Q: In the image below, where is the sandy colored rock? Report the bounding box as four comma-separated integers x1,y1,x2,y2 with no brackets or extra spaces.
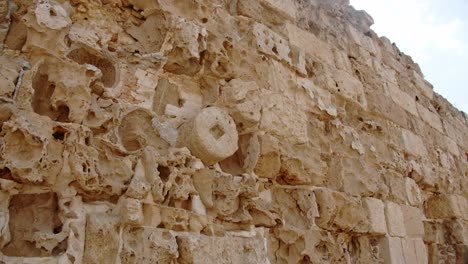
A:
385,201,406,237
425,194,467,220
363,197,387,235
178,107,238,165
401,205,425,238
176,231,267,264
0,0,466,263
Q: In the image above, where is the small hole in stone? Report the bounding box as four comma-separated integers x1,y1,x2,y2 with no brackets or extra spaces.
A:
415,96,419,101
210,124,225,140
53,226,62,234
55,105,70,122
49,9,57,17
52,127,66,141
272,46,278,55
158,166,170,183
201,18,208,23
0,168,13,181
178,99,185,107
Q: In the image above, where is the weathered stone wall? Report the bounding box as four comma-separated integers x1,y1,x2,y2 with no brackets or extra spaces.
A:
0,0,466,263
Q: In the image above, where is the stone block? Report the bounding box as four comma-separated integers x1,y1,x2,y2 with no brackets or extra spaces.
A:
237,0,296,27
401,205,425,237
273,227,349,263
401,238,428,264
385,201,406,237
278,155,324,185
178,107,238,165
1,193,65,257
285,23,335,65
176,232,267,264
330,69,367,108
422,219,467,245
272,186,319,229
401,238,418,264
252,22,306,74
412,70,434,99
258,0,296,21
120,227,178,264
400,129,428,157
386,82,419,116
314,189,367,233
413,238,429,264
416,103,444,133
384,171,407,204
405,177,422,206
425,194,467,220
246,133,281,179
347,24,378,55
379,236,405,264
423,220,445,244
260,93,309,145
83,214,120,264
442,135,460,156
363,197,387,235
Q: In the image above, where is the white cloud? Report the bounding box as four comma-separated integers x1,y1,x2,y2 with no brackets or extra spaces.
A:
351,0,468,113
351,0,465,63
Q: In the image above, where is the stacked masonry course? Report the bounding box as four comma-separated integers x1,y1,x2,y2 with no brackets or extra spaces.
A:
0,0,467,263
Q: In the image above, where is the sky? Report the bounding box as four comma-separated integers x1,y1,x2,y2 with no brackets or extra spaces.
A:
350,0,468,114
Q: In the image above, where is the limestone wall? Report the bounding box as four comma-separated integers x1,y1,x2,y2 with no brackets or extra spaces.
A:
0,0,466,263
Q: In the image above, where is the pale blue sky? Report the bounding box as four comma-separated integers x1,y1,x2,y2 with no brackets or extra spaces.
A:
351,0,468,113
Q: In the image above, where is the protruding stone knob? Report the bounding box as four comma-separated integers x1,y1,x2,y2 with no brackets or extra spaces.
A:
178,107,238,165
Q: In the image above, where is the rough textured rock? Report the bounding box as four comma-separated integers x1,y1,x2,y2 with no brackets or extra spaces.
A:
0,0,467,263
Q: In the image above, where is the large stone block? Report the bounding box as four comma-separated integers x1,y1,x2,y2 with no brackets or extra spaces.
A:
120,227,178,264
1,193,65,257
401,205,425,237
405,177,422,206
385,201,406,237
330,69,368,108
400,129,428,157
272,186,319,229
425,195,467,220
386,82,419,117
258,0,296,21
379,236,405,264
285,23,335,65
260,93,309,145
244,133,281,179
83,214,120,264
401,238,428,264
412,70,434,99
416,103,444,133
176,232,267,264
251,22,306,75
314,189,367,233
413,238,429,264
363,197,387,235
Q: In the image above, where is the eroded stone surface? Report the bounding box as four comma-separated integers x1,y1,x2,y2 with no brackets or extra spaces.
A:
0,0,467,263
